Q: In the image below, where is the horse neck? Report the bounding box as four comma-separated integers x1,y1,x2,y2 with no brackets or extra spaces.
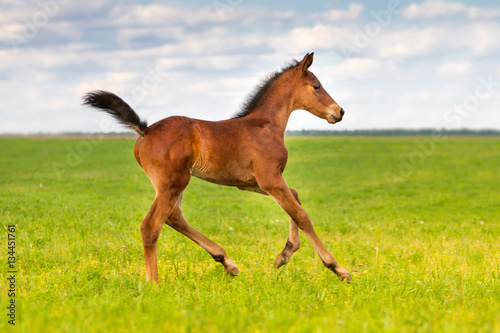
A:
246,75,298,136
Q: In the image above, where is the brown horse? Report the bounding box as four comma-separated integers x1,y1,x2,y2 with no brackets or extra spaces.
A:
83,53,351,283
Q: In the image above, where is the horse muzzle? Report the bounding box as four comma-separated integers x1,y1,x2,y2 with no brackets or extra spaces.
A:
328,108,345,124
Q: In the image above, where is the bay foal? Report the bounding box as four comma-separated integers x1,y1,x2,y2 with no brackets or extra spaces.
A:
83,53,351,283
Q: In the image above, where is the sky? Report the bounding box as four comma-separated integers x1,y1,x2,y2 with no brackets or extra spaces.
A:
0,0,499,133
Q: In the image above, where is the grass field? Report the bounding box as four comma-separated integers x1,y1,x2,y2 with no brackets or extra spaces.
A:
1,136,499,332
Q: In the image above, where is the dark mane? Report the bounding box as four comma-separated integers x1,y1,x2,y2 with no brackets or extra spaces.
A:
233,60,300,118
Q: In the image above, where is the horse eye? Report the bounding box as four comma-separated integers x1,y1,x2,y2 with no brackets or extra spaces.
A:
313,85,320,91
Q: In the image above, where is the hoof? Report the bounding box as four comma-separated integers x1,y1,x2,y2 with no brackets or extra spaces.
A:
224,265,239,276
274,253,289,269
334,267,352,283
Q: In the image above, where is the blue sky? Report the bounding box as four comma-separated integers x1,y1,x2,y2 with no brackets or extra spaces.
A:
1,0,499,133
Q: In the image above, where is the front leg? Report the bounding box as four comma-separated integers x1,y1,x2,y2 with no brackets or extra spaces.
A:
274,188,301,269
257,174,351,282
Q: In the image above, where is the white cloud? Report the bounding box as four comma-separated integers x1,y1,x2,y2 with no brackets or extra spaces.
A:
437,61,471,76
314,3,364,21
333,58,383,79
371,26,451,58
267,24,353,54
465,22,500,56
369,21,500,59
403,1,467,19
0,0,26,5
109,4,220,26
403,0,500,20
467,6,500,20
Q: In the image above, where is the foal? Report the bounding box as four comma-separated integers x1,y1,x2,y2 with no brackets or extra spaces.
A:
83,53,351,283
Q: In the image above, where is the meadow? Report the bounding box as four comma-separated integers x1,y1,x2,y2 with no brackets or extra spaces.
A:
1,136,499,332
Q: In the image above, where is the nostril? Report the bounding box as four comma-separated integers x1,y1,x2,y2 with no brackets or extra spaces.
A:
340,108,345,117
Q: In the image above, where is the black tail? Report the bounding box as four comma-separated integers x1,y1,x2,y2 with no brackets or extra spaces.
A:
82,90,148,136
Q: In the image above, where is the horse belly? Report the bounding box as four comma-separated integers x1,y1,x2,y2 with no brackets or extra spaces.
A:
192,160,257,187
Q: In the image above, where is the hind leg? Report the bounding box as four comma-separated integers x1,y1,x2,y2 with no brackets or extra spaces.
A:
140,168,190,283
141,190,184,283
167,195,239,275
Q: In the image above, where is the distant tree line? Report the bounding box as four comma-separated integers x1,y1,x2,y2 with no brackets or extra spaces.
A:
285,129,500,136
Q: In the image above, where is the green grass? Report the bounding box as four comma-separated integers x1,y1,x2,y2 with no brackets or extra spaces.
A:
1,136,499,332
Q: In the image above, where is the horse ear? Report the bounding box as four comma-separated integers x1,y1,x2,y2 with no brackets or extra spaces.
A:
300,52,314,73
